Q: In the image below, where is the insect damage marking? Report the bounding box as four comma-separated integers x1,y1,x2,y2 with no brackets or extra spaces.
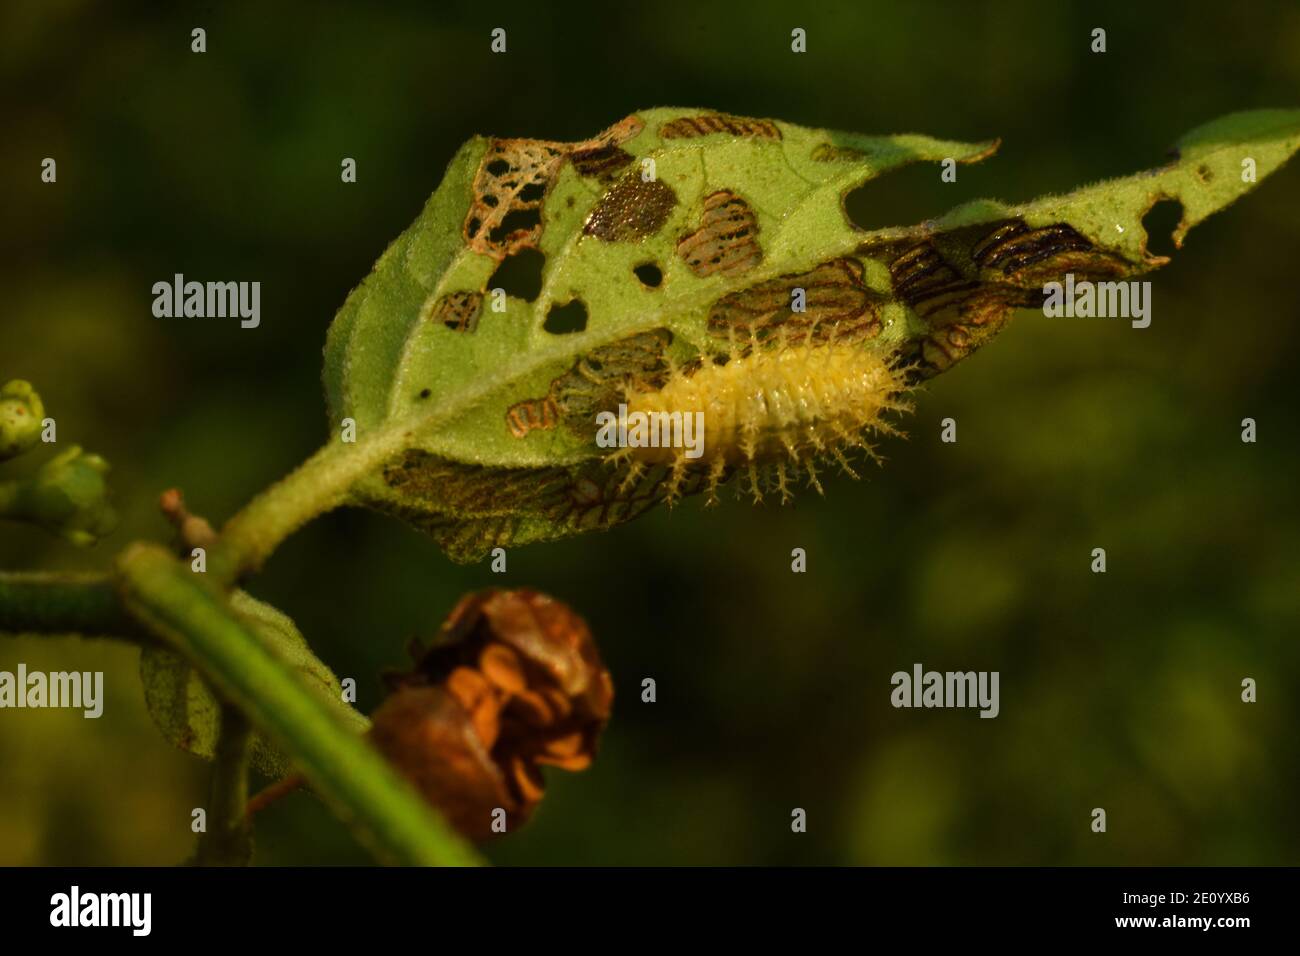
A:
811,143,869,162
864,219,1123,375
506,330,673,439
506,397,559,438
381,451,697,562
583,172,678,242
383,449,569,512
464,115,645,259
418,464,699,562
659,112,782,140
971,220,1095,275
706,258,883,341
875,234,1036,372
422,290,484,332
677,190,763,277
551,462,709,531
887,242,981,317
570,143,635,180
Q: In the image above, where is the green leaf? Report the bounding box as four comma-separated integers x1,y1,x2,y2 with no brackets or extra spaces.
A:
322,108,1300,562
141,590,366,777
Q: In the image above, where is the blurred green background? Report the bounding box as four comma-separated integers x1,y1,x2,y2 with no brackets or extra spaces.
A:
2,0,1297,865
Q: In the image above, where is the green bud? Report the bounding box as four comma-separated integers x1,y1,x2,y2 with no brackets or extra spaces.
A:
6,445,118,545
0,380,45,460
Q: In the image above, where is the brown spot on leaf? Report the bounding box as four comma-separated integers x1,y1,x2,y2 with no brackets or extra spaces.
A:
570,143,635,180
812,143,869,162
424,290,483,332
551,330,673,430
379,450,708,562
970,221,1095,276
859,218,1132,374
677,190,763,277
583,172,678,242
660,112,782,140
506,329,672,444
707,258,883,341
886,242,981,316
465,139,566,258
465,115,645,260
505,397,559,438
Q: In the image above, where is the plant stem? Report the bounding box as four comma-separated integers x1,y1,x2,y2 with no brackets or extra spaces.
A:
209,381,502,583
246,772,305,817
195,703,254,866
0,570,149,641
115,542,482,866
210,430,417,584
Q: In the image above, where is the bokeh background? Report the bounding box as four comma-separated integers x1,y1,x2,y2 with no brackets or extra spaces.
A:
2,0,1297,865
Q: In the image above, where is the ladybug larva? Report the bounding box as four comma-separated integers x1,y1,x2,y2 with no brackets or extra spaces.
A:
606,324,913,505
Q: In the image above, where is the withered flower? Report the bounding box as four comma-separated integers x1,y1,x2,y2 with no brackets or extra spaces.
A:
368,588,613,841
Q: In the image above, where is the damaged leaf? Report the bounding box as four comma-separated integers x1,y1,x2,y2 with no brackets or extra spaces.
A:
322,107,1300,562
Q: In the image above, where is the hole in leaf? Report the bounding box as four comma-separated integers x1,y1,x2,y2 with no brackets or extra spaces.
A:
488,207,542,244
518,181,547,203
486,158,511,176
418,388,432,399
544,299,588,334
488,248,545,302
633,262,663,287
1141,199,1183,258
844,162,968,232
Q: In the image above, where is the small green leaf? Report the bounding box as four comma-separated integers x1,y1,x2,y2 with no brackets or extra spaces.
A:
141,590,366,777
321,108,1300,562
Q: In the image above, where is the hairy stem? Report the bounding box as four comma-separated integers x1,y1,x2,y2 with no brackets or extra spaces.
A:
0,570,149,641
195,704,254,866
115,542,482,866
210,378,510,583
209,430,406,583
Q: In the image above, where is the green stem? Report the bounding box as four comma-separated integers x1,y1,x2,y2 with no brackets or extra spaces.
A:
0,570,149,641
115,542,482,866
207,439,366,583
194,704,254,866
210,379,505,583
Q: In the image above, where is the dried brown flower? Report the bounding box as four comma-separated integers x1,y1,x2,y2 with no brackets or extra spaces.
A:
368,588,613,841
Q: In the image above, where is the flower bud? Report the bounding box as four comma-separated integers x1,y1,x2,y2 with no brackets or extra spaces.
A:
0,380,45,460
9,445,118,545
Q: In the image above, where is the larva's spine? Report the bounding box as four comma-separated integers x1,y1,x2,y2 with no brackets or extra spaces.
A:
609,325,912,505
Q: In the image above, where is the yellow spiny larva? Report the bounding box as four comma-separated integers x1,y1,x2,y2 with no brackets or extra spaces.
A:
613,327,912,504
